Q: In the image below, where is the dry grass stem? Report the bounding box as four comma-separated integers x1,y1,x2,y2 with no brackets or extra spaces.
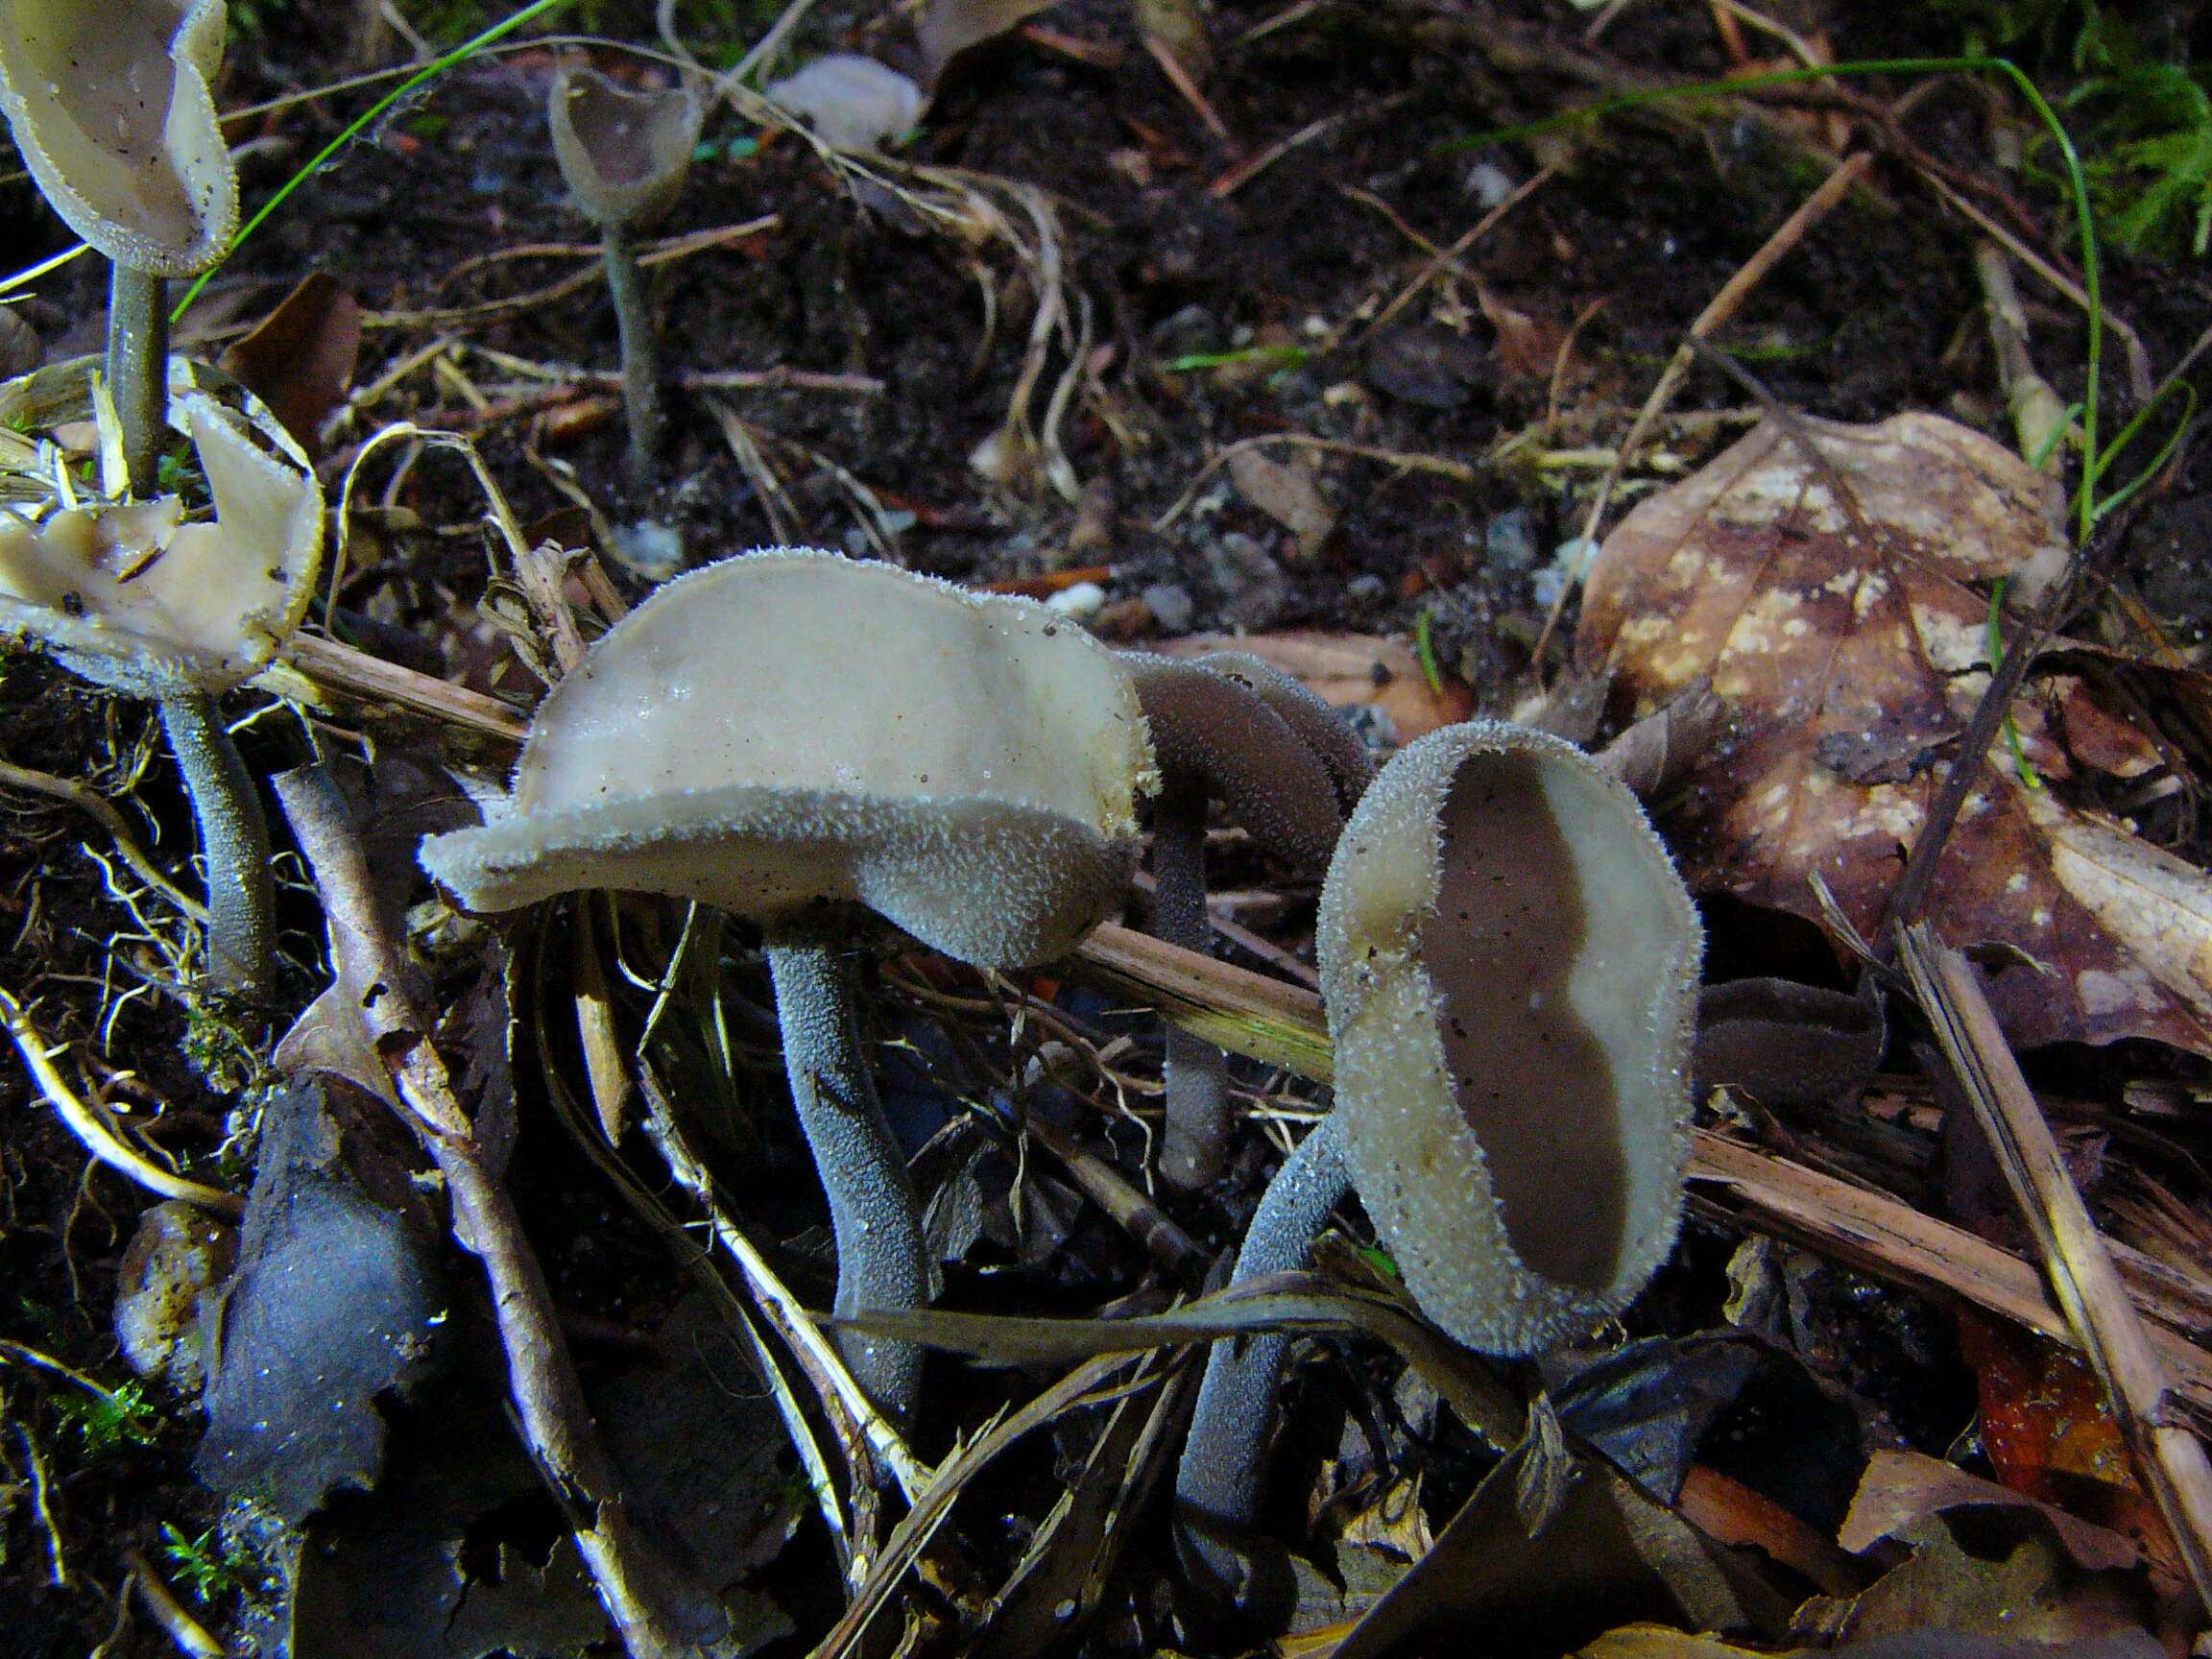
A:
1899,923,2212,1607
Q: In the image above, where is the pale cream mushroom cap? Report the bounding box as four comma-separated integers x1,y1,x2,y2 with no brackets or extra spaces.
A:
421,550,1160,968
0,0,238,275
1316,720,1701,1355
547,65,701,231
0,376,324,696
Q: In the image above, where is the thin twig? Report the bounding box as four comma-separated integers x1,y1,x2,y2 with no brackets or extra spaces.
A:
807,1352,1149,1659
637,1063,931,1505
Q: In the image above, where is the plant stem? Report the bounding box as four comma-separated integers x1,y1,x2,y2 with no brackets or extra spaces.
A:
602,223,661,492
158,693,273,1001
1175,1114,1349,1606
764,930,930,1421
108,263,167,500
1154,787,1231,1190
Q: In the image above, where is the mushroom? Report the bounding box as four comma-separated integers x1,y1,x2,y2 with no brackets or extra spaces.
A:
420,549,1157,1416
1175,719,1701,1614
545,62,702,491
0,0,239,496
1124,652,1368,1190
0,362,325,999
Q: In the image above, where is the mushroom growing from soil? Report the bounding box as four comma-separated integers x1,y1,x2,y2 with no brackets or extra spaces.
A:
546,62,702,491
0,0,239,498
0,363,324,999
1125,652,1369,1190
1174,719,1702,1615
420,549,1157,1417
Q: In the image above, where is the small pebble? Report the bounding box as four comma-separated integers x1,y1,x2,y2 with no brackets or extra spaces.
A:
1464,160,1519,208
1531,536,1599,611
1141,582,1194,634
608,518,685,581
1485,508,1539,571
1206,531,1288,632
1046,581,1108,620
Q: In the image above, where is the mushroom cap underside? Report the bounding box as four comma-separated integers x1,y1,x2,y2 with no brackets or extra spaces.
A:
420,782,1136,968
0,0,237,274
1317,719,1701,1355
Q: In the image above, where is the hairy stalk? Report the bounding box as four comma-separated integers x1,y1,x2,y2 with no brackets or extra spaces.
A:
1175,1114,1349,1612
602,223,661,491
108,263,168,500
158,693,273,1001
764,930,929,1420
1154,786,1231,1190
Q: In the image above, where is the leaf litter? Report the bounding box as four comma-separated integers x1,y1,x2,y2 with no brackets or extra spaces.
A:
1577,411,2212,1053
10,5,2212,1659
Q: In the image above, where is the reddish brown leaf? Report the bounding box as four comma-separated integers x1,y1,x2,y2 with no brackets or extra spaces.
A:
1576,413,2212,1053
219,272,361,458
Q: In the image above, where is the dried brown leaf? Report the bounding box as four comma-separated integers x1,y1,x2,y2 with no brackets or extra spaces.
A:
1158,630,1472,739
1576,412,2212,1053
218,271,361,457
1228,446,1334,562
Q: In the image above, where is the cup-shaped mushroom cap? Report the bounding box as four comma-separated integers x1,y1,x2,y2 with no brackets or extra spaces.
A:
1125,653,1347,873
1195,651,1374,812
1316,720,1701,1356
0,0,238,276
546,65,701,231
0,381,324,697
421,550,1159,968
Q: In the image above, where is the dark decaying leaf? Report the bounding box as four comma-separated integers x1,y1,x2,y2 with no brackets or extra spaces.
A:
1842,1449,2147,1575
218,271,362,457
289,1297,799,1658
1801,1505,2158,1652
195,1080,445,1522
1576,412,2212,1054
1321,1434,1794,1659
1541,1333,1765,1506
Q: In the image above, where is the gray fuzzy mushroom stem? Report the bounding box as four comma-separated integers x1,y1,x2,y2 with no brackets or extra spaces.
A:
763,930,930,1420
108,264,168,500
601,222,661,491
1175,1114,1349,1598
1153,786,1232,1191
159,691,274,1001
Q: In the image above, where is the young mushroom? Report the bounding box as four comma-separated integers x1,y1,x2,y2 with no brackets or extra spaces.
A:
1124,652,1369,1190
545,62,703,491
0,0,239,497
420,549,1156,1418
0,365,325,1000
1175,719,1702,1614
